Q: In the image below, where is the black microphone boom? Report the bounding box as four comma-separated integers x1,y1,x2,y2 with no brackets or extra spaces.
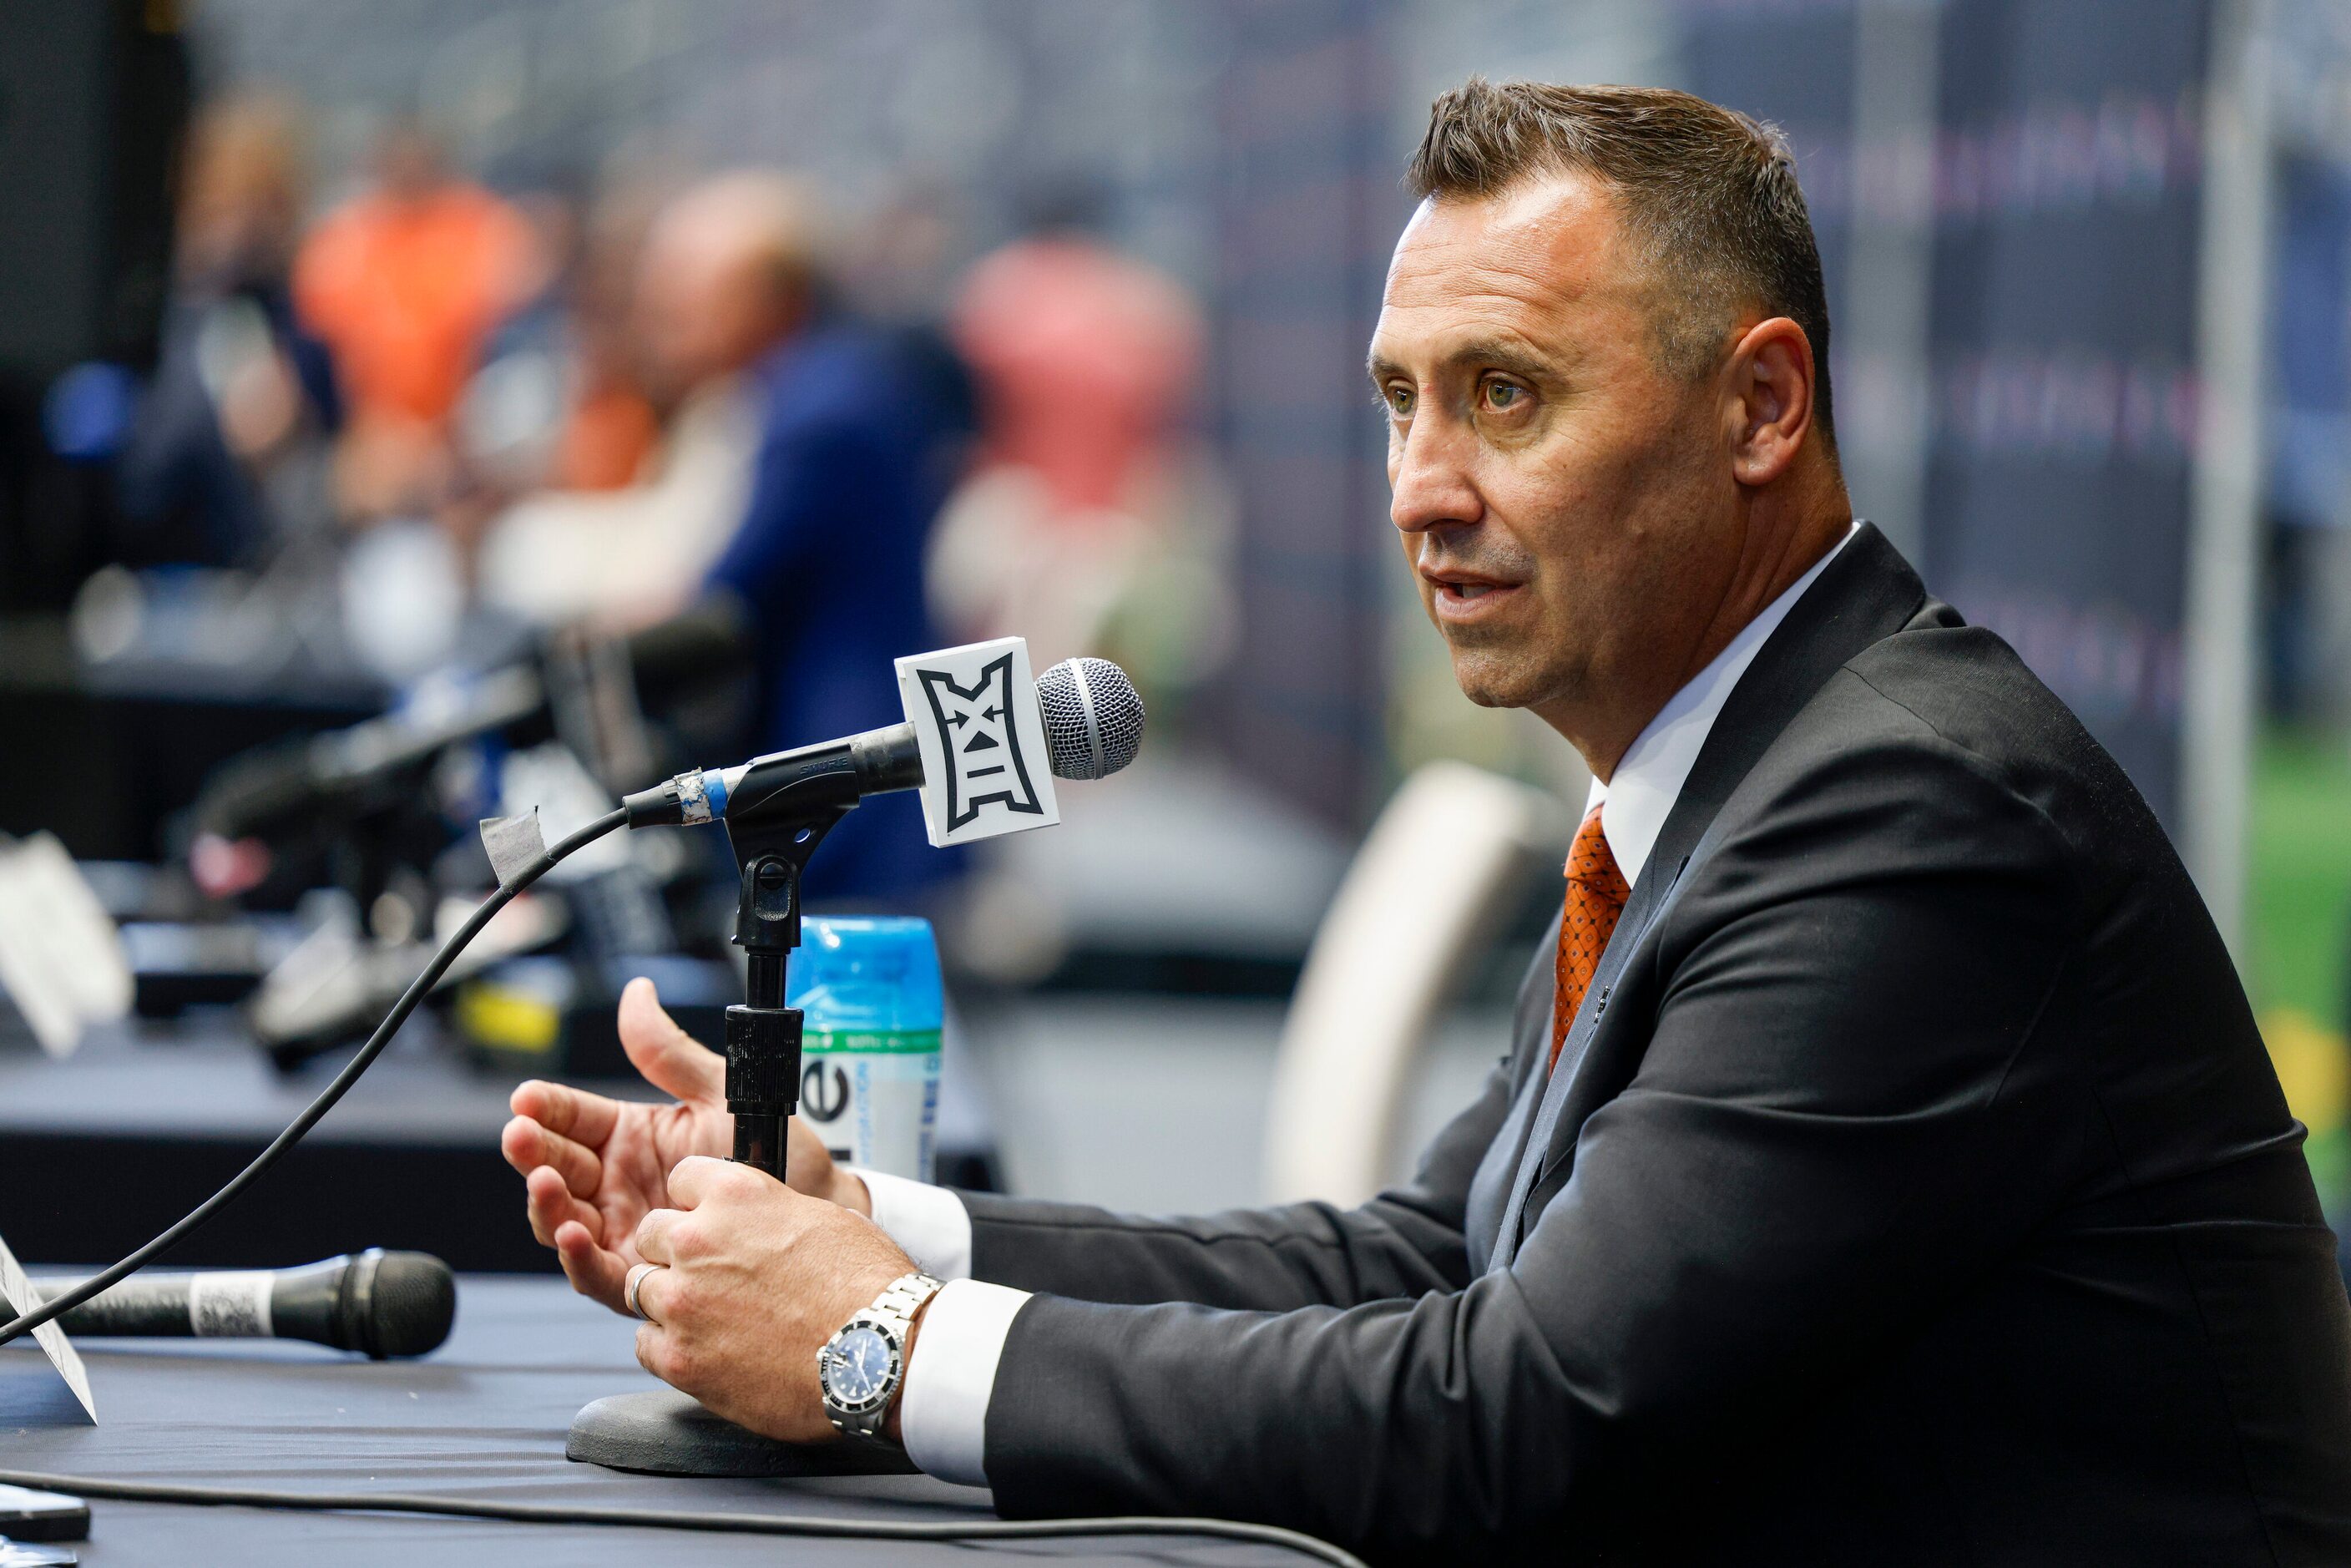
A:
619,655,1145,830
14,1250,456,1360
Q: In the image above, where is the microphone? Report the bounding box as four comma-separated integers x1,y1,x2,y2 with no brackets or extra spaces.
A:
194,600,750,843
620,655,1146,830
13,1250,456,1360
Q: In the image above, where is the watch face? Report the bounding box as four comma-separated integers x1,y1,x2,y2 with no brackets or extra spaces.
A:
822,1323,896,1409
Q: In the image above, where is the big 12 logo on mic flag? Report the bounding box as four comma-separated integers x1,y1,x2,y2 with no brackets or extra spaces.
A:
895,637,1060,847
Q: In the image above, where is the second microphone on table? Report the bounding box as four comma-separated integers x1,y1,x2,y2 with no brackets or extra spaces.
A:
12,1250,456,1359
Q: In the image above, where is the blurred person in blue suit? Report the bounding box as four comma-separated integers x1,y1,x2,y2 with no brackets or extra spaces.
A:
690,175,973,906
481,172,971,903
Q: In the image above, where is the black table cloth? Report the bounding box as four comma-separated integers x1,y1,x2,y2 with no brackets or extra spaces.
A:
0,1274,1327,1565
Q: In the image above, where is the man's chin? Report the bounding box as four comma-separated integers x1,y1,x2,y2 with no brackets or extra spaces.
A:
1446,655,1545,712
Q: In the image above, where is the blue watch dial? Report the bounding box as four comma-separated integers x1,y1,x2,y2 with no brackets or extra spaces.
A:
825,1324,894,1405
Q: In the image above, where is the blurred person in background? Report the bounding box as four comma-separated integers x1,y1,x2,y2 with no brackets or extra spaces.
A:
837,180,981,517
293,117,538,528
929,189,1230,709
457,184,662,503
474,171,798,628
111,92,342,567
541,189,665,495
699,169,969,906
489,169,966,904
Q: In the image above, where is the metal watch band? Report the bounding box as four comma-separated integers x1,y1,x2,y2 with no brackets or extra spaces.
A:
870,1271,945,1332
823,1271,944,1443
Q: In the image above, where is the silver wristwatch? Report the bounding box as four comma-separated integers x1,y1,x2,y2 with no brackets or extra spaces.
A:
816,1271,944,1444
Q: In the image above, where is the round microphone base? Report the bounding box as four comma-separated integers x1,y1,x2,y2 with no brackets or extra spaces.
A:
565,1390,917,1478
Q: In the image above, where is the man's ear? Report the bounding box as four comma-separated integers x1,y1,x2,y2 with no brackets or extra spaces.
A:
1725,316,1816,488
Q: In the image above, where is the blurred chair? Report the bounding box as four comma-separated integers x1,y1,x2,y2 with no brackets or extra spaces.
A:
1263,761,1567,1206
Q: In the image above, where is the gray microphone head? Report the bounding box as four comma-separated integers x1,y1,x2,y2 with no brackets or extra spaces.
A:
1036,657,1145,781
350,1250,458,1359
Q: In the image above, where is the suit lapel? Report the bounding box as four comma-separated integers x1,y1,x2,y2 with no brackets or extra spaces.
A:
1488,856,1677,1268
1486,524,1933,1271
1465,908,1562,1276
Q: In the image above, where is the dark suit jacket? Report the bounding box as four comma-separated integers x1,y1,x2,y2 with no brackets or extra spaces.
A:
956,525,2351,1565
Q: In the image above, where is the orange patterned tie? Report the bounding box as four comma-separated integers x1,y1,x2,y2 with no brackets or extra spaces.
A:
1550,805,1631,1070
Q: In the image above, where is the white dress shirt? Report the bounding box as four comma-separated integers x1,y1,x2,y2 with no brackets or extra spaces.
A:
852,1166,1008,1485
865,520,1862,1488
1582,521,1858,882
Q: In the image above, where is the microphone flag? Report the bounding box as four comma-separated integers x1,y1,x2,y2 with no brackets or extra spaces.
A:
895,638,1061,847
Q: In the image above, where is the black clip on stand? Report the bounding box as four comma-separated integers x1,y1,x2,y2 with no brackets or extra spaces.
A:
568,761,916,1476
724,809,837,1182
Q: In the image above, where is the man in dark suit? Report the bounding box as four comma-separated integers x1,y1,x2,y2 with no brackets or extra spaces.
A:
503,81,2351,1561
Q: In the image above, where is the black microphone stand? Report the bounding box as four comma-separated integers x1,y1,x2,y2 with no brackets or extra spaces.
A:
720,809,841,1181
566,767,915,1477
713,736,870,1183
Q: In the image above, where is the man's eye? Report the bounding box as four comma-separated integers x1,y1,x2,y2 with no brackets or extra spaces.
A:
1386,385,1414,416
1484,380,1524,410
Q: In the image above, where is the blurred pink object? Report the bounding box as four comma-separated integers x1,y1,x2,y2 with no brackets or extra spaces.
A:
190,833,272,899
951,236,1201,518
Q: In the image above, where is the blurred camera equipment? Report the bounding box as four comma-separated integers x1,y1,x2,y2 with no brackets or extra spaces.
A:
192,598,748,846
187,599,749,1065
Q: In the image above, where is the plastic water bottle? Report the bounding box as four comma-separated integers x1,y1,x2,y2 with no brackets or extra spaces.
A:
787,916,943,1182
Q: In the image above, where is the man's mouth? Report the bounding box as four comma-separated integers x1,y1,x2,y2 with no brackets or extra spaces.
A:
1423,569,1524,619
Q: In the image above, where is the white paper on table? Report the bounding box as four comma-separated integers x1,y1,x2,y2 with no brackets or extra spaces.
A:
0,833,131,1057
0,1228,96,1423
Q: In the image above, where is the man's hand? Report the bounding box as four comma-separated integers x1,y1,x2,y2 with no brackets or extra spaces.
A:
502,976,867,1313
630,1156,920,1444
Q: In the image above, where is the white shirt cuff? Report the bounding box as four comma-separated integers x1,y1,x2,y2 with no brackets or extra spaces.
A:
850,1167,973,1280
897,1277,1030,1487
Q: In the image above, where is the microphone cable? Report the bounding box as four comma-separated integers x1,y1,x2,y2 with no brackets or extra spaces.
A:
0,807,630,1350
0,1470,1368,1567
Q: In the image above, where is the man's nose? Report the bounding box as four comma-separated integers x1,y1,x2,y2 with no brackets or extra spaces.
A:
1388,417,1482,535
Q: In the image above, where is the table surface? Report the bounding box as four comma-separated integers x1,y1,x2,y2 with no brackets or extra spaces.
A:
0,1275,1326,1565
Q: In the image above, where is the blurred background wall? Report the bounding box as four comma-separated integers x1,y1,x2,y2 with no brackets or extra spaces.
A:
171,0,2230,826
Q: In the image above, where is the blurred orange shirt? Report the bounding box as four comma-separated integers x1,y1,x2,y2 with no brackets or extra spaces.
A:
295,183,534,432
